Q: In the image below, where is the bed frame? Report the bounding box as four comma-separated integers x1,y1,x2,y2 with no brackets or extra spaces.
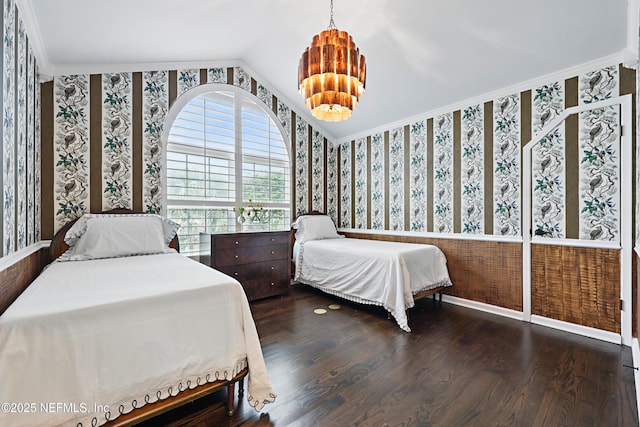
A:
290,211,445,310
45,209,248,424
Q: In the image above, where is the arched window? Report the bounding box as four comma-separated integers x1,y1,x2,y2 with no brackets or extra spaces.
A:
165,86,291,254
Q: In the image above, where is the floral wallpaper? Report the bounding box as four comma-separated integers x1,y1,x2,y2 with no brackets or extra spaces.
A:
16,16,27,249
3,0,16,254
389,127,405,231
354,137,367,229
34,53,41,242
311,130,325,212
53,75,90,232
334,63,629,244
370,133,385,230
409,121,427,232
433,113,454,233
295,116,309,217
326,143,338,223
142,71,168,214
277,101,291,140
208,67,227,84
340,141,352,228
0,4,39,253
102,72,133,210
177,69,200,98
257,83,272,110
43,65,332,237
461,105,484,234
234,67,250,92
493,93,521,236
578,66,620,241
27,44,37,245
532,81,565,238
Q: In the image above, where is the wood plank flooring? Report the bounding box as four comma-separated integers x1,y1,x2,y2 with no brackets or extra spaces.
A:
139,284,638,427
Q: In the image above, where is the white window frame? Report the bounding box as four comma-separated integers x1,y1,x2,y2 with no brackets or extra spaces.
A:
161,84,292,251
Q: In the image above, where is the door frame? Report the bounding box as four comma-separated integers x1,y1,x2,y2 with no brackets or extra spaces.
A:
522,94,633,345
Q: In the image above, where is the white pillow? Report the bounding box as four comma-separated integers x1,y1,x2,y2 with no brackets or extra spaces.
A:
293,215,341,243
59,214,178,261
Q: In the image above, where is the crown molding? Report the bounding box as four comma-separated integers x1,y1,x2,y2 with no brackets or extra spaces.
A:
46,59,241,76
15,0,49,74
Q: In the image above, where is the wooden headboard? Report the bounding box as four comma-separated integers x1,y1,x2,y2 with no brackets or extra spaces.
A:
50,208,180,261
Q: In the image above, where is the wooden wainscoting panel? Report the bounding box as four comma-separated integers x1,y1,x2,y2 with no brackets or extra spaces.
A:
0,248,49,315
341,233,523,311
531,244,620,333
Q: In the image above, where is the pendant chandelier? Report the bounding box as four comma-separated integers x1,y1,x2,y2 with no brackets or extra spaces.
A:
298,0,366,122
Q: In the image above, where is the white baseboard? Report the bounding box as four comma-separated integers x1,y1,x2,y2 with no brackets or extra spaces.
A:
531,315,621,344
441,295,524,321
442,295,624,345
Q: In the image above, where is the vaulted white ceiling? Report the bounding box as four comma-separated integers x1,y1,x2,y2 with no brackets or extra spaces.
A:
23,0,634,142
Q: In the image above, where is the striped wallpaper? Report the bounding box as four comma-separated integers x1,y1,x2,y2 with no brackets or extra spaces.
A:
294,115,310,217
0,0,41,257
142,71,168,214
0,0,638,260
42,66,333,238
409,122,427,232
335,64,633,244
354,137,367,229
493,93,521,236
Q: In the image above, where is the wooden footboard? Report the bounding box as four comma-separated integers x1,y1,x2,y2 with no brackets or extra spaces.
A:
0,247,49,316
104,367,248,426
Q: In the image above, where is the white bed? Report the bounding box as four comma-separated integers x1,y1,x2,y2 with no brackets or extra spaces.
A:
292,213,453,332
0,211,275,427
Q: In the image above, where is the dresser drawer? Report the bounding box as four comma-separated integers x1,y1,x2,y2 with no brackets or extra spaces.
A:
218,259,289,282
241,278,289,301
214,232,289,249
214,243,288,266
203,230,290,301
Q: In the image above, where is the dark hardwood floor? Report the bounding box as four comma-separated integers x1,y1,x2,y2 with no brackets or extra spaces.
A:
140,284,638,427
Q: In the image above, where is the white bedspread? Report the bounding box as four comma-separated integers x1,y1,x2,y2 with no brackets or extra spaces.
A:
0,253,275,427
294,238,452,332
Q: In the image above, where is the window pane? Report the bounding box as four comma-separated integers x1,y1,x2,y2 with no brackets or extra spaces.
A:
167,207,235,255
240,209,290,233
167,89,291,255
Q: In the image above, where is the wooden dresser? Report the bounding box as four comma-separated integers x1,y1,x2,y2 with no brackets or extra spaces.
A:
202,230,290,301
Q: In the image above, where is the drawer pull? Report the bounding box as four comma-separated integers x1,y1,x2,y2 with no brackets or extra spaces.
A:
271,251,275,254
234,272,238,276
235,255,239,258
235,241,239,245
270,282,275,286
271,238,275,242
271,267,275,270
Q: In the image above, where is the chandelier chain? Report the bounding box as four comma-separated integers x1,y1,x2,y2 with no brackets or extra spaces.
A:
327,0,336,29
